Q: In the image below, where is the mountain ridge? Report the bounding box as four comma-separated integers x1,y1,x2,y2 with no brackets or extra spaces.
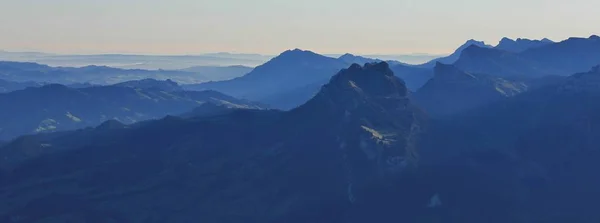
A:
0,62,426,222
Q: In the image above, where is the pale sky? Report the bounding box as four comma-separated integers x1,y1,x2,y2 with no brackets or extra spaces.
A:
0,0,598,55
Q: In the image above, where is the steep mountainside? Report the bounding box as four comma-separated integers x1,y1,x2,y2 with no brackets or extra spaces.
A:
417,65,600,222
0,62,426,223
414,62,527,116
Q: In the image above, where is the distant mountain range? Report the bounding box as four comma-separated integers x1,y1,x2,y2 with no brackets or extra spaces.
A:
454,35,600,77
495,37,554,52
0,51,272,69
0,81,261,140
184,35,600,110
179,65,253,81
0,61,205,85
0,61,256,85
113,78,184,92
2,35,598,111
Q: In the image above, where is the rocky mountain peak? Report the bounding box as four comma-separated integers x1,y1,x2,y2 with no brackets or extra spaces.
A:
319,62,407,104
289,62,424,192
293,62,419,147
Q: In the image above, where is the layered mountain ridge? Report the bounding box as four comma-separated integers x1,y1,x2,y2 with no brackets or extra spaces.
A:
414,62,527,116
0,62,427,223
0,83,261,140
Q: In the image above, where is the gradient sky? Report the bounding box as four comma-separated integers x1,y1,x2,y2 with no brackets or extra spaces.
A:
0,0,598,55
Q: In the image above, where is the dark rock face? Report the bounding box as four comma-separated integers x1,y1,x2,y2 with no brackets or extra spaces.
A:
0,62,425,223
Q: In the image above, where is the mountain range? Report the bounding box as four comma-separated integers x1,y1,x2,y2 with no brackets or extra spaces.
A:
0,81,261,140
454,35,600,78
0,62,426,222
3,61,600,222
0,51,272,69
0,61,255,86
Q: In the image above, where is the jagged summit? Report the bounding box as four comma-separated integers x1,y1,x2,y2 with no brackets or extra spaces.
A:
289,61,423,182
322,62,406,99
295,61,414,123
495,37,555,52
